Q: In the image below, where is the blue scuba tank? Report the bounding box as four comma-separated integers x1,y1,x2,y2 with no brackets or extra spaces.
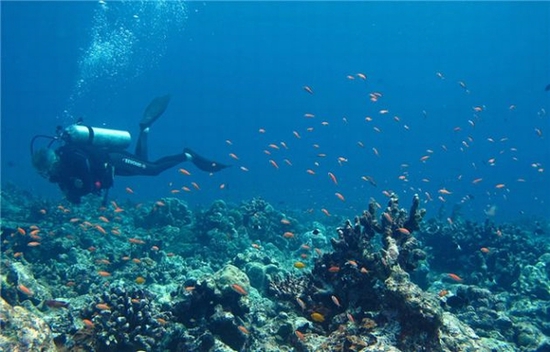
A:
63,125,131,150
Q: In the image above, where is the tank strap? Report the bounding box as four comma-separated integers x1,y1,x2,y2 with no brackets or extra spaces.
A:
86,126,95,145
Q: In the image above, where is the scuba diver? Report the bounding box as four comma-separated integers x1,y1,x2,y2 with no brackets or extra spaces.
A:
31,95,229,204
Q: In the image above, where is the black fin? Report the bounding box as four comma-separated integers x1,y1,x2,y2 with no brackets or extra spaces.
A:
185,148,230,173
140,94,171,129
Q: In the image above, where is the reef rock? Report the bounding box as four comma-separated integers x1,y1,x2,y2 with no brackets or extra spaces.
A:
0,297,56,352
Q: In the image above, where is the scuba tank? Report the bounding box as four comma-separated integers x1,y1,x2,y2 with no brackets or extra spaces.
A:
62,125,131,150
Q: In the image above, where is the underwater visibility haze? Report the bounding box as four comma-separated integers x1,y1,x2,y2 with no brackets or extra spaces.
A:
1,1,549,351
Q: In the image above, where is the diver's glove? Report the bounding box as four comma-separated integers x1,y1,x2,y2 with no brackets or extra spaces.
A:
184,148,230,173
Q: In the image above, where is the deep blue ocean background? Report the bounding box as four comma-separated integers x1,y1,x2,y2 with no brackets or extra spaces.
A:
2,1,549,222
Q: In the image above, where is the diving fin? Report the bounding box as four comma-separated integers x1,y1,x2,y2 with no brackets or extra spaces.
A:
140,94,171,130
184,148,230,173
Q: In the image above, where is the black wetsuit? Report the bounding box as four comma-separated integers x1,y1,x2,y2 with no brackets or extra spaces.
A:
50,128,226,203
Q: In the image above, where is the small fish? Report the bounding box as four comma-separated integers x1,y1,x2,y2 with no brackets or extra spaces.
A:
125,187,134,194
296,297,306,310
96,303,111,311
231,283,248,296
97,271,111,277
396,228,411,236
448,273,463,282
98,216,109,223
294,261,306,269
269,160,279,169
178,168,192,176
82,319,95,328
295,330,306,341
237,325,250,335
328,172,338,185
283,232,294,239
45,299,70,309
303,86,314,94
480,247,490,254
438,188,452,195
17,284,33,296
94,225,107,235
331,295,341,307
334,192,346,202
310,312,325,323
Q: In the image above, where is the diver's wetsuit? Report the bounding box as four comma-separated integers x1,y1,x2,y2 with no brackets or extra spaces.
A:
51,128,225,203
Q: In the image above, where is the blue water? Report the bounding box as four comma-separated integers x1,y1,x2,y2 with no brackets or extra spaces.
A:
2,1,549,222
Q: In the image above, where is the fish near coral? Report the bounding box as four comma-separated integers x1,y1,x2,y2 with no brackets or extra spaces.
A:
44,299,70,309
310,312,325,323
231,283,248,296
17,284,33,296
294,261,306,269
447,273,463,282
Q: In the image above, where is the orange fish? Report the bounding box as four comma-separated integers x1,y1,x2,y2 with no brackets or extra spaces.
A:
231,283,248,296
98,216,109,223
27,241,41,247
283,232,294,239
397,228,411,235
94,225,107,235
448,273,463,282
280,219,291,225
82,319,95,328
438,188,452,195
334,192,345,202
17,284,33,296
128,238,145,244
306,169,316,175
178,168,192,176
328,266,340,273
237,325,250,335
328,172,338,185
96,303,111,310
17,227,26,235
295,330,306,341
97,271,111,277
269,160,279,169
321,208,331,217
480,247,490,254
438,289,449,297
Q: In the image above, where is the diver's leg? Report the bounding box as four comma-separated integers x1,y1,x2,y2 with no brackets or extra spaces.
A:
135,128,149,160
111,151,188,177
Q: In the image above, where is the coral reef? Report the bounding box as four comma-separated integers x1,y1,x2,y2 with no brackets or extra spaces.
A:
0,298,56,352
1,183,549,351
79,284,170,352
